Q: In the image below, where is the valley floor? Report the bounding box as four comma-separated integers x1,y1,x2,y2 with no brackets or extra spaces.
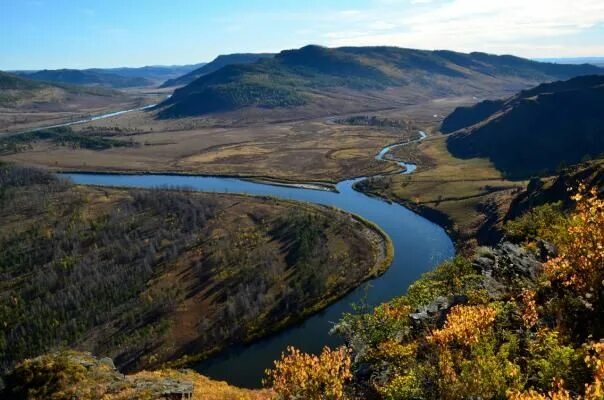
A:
0,97,472,184
0,93,526,248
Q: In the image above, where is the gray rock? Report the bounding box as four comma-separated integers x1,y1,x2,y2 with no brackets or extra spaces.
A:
409,295,468,330
99,357,116,370
473,241,543,299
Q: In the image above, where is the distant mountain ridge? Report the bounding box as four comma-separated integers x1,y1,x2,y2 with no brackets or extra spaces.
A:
13,63,205,88
0,70,44,91
16,69,154,88
445,75,604,178
160,53,274,87
88,63,205,83
158,45,604,118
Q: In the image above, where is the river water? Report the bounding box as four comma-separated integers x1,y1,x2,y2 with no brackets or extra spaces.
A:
64,130,454,388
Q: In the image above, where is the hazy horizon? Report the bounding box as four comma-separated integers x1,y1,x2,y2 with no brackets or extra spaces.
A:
2,0,604,71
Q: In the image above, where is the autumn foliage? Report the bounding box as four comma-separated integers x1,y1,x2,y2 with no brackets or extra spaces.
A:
544,185,604,303
265,346,352,400
427,304,498,347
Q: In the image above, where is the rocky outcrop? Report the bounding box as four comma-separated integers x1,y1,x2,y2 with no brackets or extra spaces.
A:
409,295,469,330
473,240,554,299
409,241,552,329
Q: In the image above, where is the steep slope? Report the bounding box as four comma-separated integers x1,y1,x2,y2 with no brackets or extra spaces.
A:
445,75,604,178
158,45,604,118
17,68,154,88
505,159,604,221
160,53,273,87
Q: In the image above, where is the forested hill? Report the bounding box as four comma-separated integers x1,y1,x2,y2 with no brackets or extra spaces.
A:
445,75,604,179
157,45,604,118
160,53,274,87
0,71,45,90
0,163,389,374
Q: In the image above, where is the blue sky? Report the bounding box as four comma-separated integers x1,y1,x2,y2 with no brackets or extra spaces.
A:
1,0,604,70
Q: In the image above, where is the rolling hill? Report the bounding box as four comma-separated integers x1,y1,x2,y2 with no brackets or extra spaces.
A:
445,75,604,179
157,45,604,118
16,68,154,88
0,70,119,107
160,53,274,87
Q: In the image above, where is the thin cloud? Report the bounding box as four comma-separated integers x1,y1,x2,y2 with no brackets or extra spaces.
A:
322,0,604,56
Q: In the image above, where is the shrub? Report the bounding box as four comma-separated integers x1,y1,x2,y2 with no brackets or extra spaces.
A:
265,346,352,400
543,185,604,305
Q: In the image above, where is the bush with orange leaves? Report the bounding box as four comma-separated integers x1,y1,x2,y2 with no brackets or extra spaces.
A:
507,378,572,400
265,346,352,400
584,342,604,399
543,185,604,305
427,304,498,347
520,289,539,330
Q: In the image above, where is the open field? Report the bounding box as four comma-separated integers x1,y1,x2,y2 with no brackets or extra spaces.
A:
0,163,391,373
0,97,475,185
357,132,526,246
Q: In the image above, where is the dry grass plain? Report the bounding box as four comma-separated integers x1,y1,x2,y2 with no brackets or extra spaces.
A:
0,96,475,185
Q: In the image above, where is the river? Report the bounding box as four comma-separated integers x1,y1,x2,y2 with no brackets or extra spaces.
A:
64,128,454,388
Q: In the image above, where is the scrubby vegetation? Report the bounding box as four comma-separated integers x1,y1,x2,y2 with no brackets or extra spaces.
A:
334,116,411,131
161,53,274,87
0,70,119,109
16,69,153,89
266,183,604,399
2,351,273,400
0,163,389,375
0,127,134,153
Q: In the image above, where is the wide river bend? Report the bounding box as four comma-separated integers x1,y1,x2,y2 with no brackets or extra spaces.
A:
65,130,454,388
